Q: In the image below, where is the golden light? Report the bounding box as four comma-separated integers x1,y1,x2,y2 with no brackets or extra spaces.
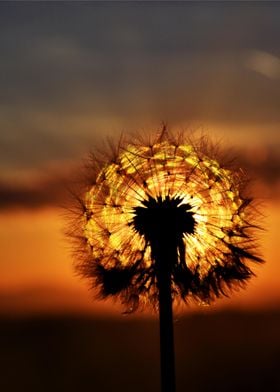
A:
71,129,263,311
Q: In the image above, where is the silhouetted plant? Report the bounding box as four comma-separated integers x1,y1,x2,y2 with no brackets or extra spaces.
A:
68,126,263,392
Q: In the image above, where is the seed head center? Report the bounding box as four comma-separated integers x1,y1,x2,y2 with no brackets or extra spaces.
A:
132,196,196,246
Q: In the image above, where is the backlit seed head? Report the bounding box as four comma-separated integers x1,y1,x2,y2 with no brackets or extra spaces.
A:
68,127,263,312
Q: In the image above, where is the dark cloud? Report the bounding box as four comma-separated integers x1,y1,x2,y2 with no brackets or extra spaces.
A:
0,183,36,209
238,145,280,197
0,178,64,210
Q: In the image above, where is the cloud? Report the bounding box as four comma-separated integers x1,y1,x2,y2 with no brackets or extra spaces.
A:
0,179,63,210
0,162,80,210
246,50,280,79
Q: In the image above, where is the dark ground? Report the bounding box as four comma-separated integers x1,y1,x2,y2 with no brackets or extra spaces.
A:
0,310,279,392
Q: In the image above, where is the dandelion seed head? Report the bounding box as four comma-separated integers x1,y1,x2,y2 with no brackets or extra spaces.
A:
72,129,263,311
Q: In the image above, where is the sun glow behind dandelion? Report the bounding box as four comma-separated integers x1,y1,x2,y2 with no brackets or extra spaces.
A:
77,130,263,311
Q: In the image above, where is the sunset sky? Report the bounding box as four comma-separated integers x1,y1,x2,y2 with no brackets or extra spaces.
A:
0,1,279,317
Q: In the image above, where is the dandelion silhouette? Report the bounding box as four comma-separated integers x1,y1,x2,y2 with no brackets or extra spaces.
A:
70,127,263,392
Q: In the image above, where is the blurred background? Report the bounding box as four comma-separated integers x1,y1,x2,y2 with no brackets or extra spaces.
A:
0,1,279,391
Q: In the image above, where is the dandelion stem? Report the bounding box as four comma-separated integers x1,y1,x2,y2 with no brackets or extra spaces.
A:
155,242,176,392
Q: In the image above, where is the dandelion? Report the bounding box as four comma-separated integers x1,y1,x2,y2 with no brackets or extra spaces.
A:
69,126,263,392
